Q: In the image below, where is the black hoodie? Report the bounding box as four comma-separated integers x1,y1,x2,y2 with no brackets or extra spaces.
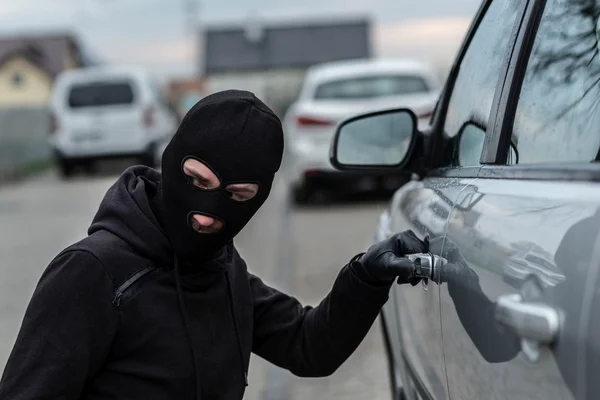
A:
0,166,393,400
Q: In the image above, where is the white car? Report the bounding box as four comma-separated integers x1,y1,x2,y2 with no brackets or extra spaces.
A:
283,58,440,202
49,66,179,177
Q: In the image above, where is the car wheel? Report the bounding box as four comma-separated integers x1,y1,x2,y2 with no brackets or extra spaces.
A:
291,185,310,205
139,150,157,168
379,313,407,400
57,158,75,179
83,161,97,175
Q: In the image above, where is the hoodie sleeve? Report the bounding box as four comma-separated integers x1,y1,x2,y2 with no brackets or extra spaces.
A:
0,250,120,399
249,261,391,377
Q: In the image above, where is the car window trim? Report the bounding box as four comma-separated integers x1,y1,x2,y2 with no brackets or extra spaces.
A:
428,0,600,181
428,163,600,182
428,0,531,169
481,0,548,164
426,0,493,166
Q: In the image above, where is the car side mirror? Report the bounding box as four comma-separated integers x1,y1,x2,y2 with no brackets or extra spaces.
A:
330,108,418,170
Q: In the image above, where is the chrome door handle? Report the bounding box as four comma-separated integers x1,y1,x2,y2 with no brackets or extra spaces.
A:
494,293,562,362
406,253,448,281
406,253,447,291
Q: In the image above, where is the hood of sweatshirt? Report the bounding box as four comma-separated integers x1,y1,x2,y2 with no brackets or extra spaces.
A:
87,165,245,400
87,165,229,273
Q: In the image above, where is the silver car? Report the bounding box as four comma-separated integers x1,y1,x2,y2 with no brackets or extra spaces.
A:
330,0,600,399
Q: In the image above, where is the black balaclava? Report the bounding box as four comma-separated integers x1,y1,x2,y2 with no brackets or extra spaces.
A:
153,90,284,268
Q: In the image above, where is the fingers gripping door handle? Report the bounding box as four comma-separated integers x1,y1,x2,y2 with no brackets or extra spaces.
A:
406,253,447,291
494,294,562,363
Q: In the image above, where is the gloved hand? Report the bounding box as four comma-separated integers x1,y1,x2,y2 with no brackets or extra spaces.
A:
351,230,429,286
428,237,478,296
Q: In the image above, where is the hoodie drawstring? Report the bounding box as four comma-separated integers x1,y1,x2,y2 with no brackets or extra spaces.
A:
225,270,249,387
174,257,202,400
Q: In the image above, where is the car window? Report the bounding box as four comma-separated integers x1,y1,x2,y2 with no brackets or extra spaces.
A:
445,0,523,166
313,75,429,100
511,0,600,164
68,81,135,108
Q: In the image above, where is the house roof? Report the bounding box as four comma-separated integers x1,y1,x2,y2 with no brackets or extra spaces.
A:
0,32,89,78
203,18,371,74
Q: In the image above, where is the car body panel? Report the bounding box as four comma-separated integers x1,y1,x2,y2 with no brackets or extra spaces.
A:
334,0,600,397
439,178,598,400
381,178,465,400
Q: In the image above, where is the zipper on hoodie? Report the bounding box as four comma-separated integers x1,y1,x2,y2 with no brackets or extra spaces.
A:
113,266,162,307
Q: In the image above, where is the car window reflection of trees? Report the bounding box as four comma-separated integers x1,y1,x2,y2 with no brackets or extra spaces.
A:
512,0,600,163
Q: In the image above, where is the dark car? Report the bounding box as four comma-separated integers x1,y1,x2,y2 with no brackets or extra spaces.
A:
330,0,600,399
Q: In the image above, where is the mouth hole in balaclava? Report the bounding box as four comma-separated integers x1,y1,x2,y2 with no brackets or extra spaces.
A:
181,156,260,202
187,211,226,235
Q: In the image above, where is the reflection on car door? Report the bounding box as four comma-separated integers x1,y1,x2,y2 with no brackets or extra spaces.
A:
439,0,600,397
440,179,596,400
388,178,466,399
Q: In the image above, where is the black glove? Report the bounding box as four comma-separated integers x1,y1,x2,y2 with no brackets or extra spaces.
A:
428,236,478,294
351,230,429,286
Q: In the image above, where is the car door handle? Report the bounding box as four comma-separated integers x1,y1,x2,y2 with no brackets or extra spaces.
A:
495,293,561,343
494,293,562,362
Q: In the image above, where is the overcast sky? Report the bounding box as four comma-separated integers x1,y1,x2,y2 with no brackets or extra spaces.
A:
0,0,481,81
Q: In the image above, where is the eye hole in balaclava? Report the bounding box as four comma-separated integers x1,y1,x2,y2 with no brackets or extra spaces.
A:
153,89,284,268
181,157,260,203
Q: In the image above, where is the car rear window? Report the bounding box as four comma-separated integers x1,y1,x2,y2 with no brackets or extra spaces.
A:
67,81,135,108
313,75,429,100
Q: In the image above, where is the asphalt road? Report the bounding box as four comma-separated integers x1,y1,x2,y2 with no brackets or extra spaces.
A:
0,161,393,400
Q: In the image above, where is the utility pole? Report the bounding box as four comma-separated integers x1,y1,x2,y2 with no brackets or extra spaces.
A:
183,0,202,76
183,0,200,34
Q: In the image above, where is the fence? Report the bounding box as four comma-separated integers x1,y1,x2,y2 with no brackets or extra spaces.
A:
0,107,52,183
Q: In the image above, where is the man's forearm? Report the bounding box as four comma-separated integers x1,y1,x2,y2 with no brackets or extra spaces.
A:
271,262,391,377
307,263,391,374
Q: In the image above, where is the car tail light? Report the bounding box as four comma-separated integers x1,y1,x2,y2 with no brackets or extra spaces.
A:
296,115,335,128
49,112,59,136
143,106,155,128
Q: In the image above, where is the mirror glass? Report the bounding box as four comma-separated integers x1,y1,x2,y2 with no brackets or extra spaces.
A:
458,123,517,165
335,110,415,166
458,123,486,166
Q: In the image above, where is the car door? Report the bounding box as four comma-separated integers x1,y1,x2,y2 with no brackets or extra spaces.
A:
386,0,528,398
439,0,600,398
386,177,456,400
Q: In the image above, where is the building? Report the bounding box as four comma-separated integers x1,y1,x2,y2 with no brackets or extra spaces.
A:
167,78,206,120
202,17,371,116
0,33,92,107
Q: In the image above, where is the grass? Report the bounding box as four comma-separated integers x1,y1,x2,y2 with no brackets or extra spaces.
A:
19,159,54,176
0,158,54,185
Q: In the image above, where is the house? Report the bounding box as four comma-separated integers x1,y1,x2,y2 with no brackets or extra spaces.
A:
0,33,92,107
202,17,372,116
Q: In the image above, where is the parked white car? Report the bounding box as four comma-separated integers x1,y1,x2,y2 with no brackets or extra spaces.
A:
283,58,440,202
49,66,179,177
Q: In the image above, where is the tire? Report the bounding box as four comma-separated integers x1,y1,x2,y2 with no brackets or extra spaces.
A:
291,185,310,205
139,143,158,168
139,152,156,168
57,158,75,179
83,161,97,175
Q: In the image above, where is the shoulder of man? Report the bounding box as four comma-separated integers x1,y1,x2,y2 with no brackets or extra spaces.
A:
46,241,116,287
53,231,158,295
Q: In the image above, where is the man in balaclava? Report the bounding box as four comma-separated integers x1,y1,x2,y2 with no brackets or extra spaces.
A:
153,90,284,268
0,90,427,400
